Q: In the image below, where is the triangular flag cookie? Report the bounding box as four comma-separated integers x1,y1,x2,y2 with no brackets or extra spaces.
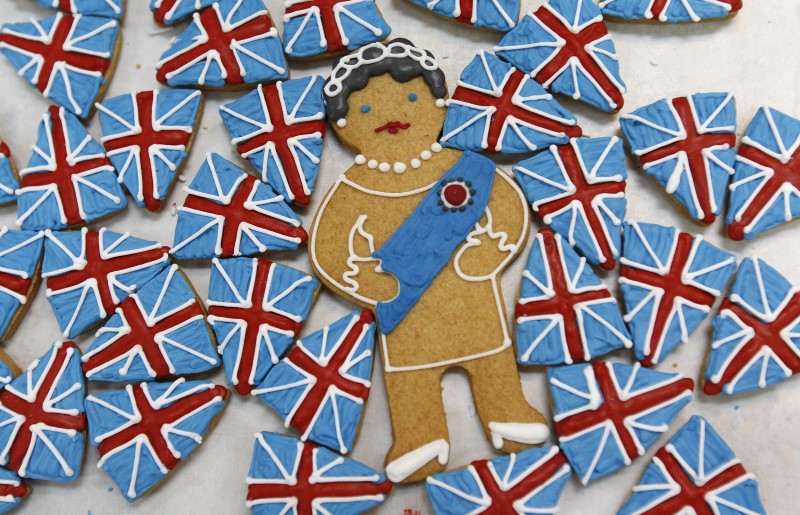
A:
0,141,18,207
0,229,43,342
600,0,742,23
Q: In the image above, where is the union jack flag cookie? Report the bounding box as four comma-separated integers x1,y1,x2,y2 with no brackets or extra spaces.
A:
16,106,126,231
0,13,120,118
282,0,392,60
85,378,229,501
441,51,581,154
151,0,215,25
219,76,326,205
171,153,307,260
246,431,392,513
516,228,631,366
514,136,627,269
727,106,800,241
620,221,736,367
495,0,627,113
619,416,766,515
599,0,742,23
0,141,18,207
155,0,288,89
82,264,219,382
704,258,800,396
406,0,519,32
97,89,204,212
0,341,87,483
253,310,375,454
426,446,571,514
621,92,737,225
0,468,28,514
33,0,124,19
549,361,693,485
0,229,43,342
42,228,171,338
207,257,318,395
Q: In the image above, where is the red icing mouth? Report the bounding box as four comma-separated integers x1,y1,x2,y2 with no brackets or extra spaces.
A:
375,121,411,134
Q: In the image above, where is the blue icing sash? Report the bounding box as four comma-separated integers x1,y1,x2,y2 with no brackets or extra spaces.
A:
373,151,495,334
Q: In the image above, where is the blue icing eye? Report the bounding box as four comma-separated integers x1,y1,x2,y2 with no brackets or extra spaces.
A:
361,105,371,113
408,93,418,101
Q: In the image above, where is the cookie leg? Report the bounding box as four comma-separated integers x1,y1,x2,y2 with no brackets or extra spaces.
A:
383,366,449,484
465,347,550,454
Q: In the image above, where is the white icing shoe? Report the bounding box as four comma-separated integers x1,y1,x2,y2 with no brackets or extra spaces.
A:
385,439,449,482
488,421,550,449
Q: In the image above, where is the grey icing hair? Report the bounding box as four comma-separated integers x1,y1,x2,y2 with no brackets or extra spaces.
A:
324,38,448,122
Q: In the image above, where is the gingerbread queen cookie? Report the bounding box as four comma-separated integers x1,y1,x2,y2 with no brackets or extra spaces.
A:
310,39,549,483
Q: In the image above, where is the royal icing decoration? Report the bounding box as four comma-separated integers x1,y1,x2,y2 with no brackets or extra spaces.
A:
0,229,43,341
282,0,392,59
85,378,228,501
0,141,18,207
495,0,626,113
42,228,171,338
619,416,766,515
599,0,742,23
0,468,28,514
549,361,693,485
97,89,203,212
620,92,736,224
82,264,219,382
704,258,800,396
407,0,519,32
727,106,800,240
0,341,86,482
207,257,318,395
516,228,631,366
425,446,571,514
219,76,326,205
171,153,307,260
619,221,736,367
440,51,581,154
155,0,288,88
254,310,375,454
0,13,119,118
514,136,627,270
16,106,126,231
151,0,216,25
33,0,124,18
246,431,392,513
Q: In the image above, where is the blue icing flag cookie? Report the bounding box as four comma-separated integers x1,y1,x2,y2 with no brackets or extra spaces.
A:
514,136,627,269
219,76,326,205
0,142,18,207
495,0,626,112
426,446,571,514
548,361,693,485
0,13,120,118
151,0,216,25
0,467,28,514
85,378,229,501
619,416,766,515
207,257,318,396
515,228,631,365
599,0,742,23
282,0,391,59
407,0,519,32
82,264,220,382
621,92,737,224
0,229,43,342
441,51,581,154
246,431,392,513
254,310,375,454
33,0,124,18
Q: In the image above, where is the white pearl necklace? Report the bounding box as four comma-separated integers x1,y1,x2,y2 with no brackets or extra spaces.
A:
355,143,443,173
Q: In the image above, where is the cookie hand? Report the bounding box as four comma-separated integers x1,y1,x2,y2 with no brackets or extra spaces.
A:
455,208,520,280
342,215,398,303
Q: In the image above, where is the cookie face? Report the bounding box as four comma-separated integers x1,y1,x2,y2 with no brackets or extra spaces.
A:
406,0,519,32
495,0,626,112
282,0,392,60
33,0,124,18
0,13,120,118
514,136,627,269
16,106,126,231
599,0,743,23
172,153,307,260
85,378,229,502
82,264,219,382
548,362,693,485
727,106,800,240
97,89,204,212
426,446,571,514
621,92,736,224
151,0,215,25
207,257,318,395
219,76,326,205
441,51,581,154
619,416,766,515
0,229,44,342
246,431,392,514
0,141,19,207
0,341,86,483
43,228,171,338
254,310,375,454
155,0,288,89
516,229,631,365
